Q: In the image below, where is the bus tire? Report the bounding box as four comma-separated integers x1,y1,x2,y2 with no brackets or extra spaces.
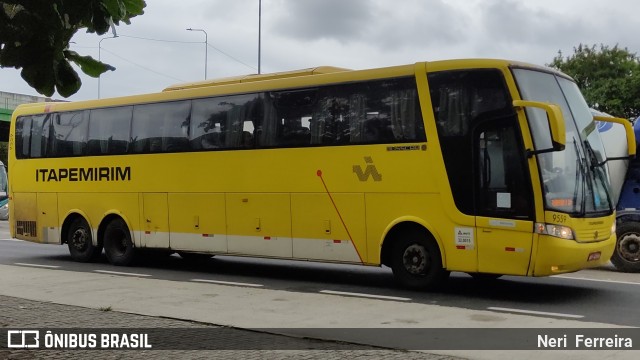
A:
104,218,136,266
390,229,449,290
67,217,100,262
612,222,640,273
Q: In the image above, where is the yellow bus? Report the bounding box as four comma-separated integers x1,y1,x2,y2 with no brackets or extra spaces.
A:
9,59,633,289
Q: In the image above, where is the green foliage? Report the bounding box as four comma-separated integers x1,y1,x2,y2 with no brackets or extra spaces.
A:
549,44,640,119
0,0,146,97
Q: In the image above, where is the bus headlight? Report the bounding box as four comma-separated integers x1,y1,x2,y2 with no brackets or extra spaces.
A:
535,223,575,240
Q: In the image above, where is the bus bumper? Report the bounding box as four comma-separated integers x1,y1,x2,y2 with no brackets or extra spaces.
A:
532,234,616,276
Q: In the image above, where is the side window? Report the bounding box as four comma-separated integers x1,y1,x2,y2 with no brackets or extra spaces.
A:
266,89,316,147
51,111,89,157
191,94,261,150
15,116,31,159
88,107,132,155
131,101,191,153
30,114,52,158
276,77,425,147
429,69,517,215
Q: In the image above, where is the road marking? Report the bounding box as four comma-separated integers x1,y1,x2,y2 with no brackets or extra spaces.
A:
14,263,60,269
1,238,22,242
94,270,152,277
553,275,640,286
319,290,411,302
191,279,263,287
488,306,584,319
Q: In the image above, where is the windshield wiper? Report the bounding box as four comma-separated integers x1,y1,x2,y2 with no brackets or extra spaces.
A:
572,139,587,216
583,139,606,169
584,140,614,211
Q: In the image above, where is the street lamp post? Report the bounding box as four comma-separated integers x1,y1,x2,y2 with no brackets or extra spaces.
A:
186,28,208,80
98,35,118,99
258,0,262,74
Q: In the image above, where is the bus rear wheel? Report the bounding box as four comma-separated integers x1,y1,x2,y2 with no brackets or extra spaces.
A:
390,230,449,290
67,217,101,262
612,222,640,273
104,218,136,266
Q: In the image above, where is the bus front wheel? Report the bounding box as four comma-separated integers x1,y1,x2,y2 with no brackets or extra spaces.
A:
104,218,136,266
67,217,101,262
390,230,449,290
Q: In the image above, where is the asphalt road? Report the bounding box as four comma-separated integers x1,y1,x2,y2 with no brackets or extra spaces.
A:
1,220,639,328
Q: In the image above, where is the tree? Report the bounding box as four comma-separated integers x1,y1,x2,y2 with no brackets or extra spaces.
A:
0,0,146,97
549,44,640,120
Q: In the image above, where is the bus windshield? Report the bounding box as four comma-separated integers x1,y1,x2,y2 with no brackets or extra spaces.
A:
513,68,612,216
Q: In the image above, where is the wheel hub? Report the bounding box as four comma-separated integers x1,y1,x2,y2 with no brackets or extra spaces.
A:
402,244,428,274
71,228,88,251
619,233,640,262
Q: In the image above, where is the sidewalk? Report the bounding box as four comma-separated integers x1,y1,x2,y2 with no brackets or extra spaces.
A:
0,295,461,360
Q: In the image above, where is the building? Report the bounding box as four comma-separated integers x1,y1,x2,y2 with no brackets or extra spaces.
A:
0,91,53,141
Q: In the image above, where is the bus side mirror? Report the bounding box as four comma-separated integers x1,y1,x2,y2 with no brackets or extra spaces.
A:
513,100,566,153
593,115,637,159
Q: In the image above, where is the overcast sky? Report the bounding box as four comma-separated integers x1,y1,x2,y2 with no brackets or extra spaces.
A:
1,0,639,101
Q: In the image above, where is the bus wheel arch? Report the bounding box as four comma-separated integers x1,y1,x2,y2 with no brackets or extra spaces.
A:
62,213,102,262
100,214,136,266
381,221,449,290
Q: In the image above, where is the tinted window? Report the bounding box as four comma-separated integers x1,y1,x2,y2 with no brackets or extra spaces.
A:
51,111,89,157
263,89,316,147
15,116,31,159
131,101,190,153
15,77,426,159
475,119,533,219
191,94,261,150
30,114,52,158
88,106,132,155
264,77,425,148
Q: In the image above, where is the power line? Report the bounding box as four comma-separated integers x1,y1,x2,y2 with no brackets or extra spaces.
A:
118,34,201,44
118,33,257,71
99,48,186,83
207,43,257,72
74,32,258,80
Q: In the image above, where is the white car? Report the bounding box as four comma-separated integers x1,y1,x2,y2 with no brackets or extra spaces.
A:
0,201,7,220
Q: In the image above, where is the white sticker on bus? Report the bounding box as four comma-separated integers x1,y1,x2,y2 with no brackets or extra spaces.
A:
454,227,474,250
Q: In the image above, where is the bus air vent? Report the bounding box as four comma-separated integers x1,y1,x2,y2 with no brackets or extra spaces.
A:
16,221,37,237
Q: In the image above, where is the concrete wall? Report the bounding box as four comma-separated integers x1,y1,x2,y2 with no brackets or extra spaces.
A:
0,91,51,122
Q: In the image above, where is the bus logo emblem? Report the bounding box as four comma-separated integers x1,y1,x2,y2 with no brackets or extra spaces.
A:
353,157,382,182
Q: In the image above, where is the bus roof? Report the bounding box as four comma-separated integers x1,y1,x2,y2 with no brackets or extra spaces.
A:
11,59,566,118
163,66,351,92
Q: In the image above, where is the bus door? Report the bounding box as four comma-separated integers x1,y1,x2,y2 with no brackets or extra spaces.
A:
473,118,535,275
